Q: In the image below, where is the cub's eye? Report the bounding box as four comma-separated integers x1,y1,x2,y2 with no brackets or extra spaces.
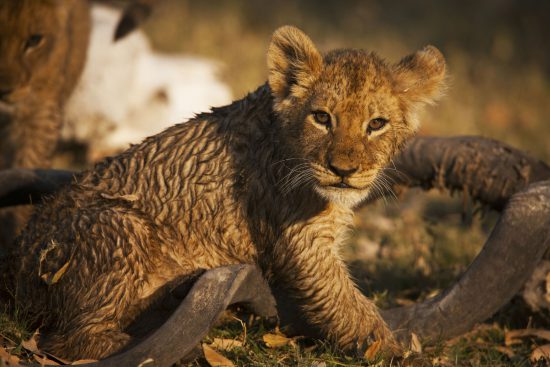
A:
368,117,388,132
312,111,331,127
24,34,44,50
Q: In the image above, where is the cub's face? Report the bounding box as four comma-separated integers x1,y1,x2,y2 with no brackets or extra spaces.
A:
268,26,446,207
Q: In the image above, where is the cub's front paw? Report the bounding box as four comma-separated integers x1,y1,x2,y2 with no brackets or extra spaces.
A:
355,330,403,361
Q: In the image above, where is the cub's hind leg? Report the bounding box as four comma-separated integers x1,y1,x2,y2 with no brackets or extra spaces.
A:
17,201,182,360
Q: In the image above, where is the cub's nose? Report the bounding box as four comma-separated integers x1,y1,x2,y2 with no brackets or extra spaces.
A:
0,87,14,100
328,157,358,178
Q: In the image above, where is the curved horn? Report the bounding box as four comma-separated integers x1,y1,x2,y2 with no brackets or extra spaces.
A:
114,0,157,41
0,168,73,208
82,265,276,367
371,135,550,209
382,180,550,342
371,136,550,342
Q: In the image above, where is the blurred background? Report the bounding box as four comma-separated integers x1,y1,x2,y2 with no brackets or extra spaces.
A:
126,0,550,308
142,0,550,161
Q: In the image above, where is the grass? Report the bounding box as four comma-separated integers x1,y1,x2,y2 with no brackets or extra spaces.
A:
178,190,545,366
2,190,549,366
143,0,550,162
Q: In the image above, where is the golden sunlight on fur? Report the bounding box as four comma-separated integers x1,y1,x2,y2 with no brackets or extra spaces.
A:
15,25,446,360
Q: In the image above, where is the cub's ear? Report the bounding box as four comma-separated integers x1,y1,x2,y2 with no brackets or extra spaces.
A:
393,45,447,107
267,26,323,106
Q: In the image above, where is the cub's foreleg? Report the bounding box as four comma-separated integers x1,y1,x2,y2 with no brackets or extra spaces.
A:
271,232,400,356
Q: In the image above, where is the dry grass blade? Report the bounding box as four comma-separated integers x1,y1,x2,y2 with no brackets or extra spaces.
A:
505,328,550,346
202,343,235,367
71,359,99,365
410,332,422,354
40,261,71,286
100,193,139,202
363,340,381,360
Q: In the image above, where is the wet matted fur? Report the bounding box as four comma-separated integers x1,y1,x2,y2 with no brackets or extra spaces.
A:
15,26,446,360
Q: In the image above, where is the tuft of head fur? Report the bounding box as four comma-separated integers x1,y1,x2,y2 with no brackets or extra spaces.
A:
267,26,447,208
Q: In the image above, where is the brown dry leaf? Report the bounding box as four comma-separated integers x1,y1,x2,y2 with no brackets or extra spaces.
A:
21,330,40,354
531,344,550,362
0,346,23,367
210,338,243,351
71,359,99,365
364,340,382,360
262,333,291,348
40,260,71,285
410,332,422,354
33,354,59,366
202,344,235,367
505,328,550,346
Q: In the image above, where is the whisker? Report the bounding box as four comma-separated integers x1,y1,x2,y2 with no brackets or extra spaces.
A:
284,168,315,195
276,162,310,186
280,166,311,194
375,172,399,203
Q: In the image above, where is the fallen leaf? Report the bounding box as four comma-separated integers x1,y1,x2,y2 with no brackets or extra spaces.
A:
505,328,550,346
202,344,235,367
210,338,243,351
262,333,291,348
34,354,59,365
72,359,99,365
410,332,422,354
531,344,550,362
0,346,23,366
310,362,326,367
21,330,40,354
364,340,381,360
41,260,71,285
38,240,59,275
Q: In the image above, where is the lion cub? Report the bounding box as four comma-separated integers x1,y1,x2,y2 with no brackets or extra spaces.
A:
16,26,446,359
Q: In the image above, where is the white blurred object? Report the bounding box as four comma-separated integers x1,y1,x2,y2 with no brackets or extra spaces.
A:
64,4,232,161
